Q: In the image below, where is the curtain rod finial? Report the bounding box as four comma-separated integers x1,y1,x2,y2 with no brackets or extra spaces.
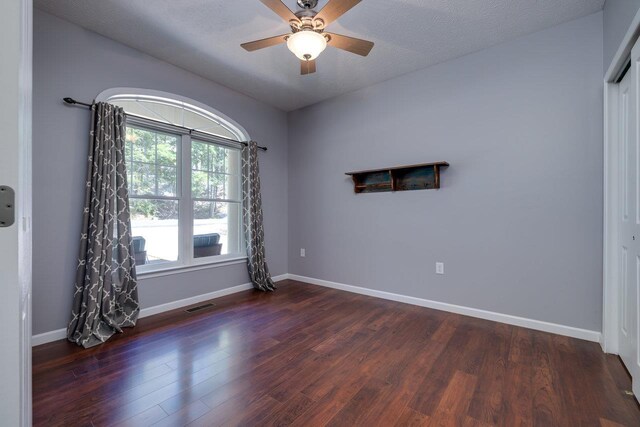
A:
63,97,76,105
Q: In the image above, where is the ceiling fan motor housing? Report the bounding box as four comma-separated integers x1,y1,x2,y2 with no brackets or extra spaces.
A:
297,0,318,10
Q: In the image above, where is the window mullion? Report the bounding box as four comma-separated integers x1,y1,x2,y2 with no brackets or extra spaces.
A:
154,132,159,196
129,195,180,201
192,198,242,204
207,144,211,199
128,130,134,193
180,134,193,267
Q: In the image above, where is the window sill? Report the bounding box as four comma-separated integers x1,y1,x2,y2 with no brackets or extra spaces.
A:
136,256,247,280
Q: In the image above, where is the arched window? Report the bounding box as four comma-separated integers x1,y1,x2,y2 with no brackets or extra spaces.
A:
97,89,248,273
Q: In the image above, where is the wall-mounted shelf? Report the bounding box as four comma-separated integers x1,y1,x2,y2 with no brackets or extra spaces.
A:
346,162,449,194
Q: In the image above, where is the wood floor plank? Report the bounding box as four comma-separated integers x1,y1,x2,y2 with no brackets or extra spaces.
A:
394,407,431,426
188,394,280,427
290,371,370,426
326,377,393,426
157,333,314,415
462,415,497,427
258,393,315,426
32,280,640,427
501,361,534,427
409,325,476,416
530,331,568,426
150,400,210,427
428,370,478,426
601,418,628,427
111,405,168,427
467,322,511,425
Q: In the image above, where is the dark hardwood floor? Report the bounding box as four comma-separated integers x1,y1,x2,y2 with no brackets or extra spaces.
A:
33,280,640,426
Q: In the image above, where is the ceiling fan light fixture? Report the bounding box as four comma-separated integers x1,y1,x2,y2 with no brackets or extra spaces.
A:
244,0,373,75
286,30,327,61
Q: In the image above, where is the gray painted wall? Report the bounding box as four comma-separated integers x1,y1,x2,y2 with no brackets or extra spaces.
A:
32,10,288,335
603,0,640,72
288,13,604,331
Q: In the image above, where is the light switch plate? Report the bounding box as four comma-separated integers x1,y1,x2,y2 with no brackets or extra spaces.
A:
300,248,306,257
436,262,444,275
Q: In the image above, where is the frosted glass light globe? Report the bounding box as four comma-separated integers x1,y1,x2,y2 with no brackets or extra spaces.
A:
287,30,327,61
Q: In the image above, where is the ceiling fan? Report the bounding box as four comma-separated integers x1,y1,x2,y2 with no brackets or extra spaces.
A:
241,0,374,75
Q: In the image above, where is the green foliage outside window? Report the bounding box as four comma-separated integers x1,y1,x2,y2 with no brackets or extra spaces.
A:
126,127,178,220
125,127,238,221
192,141,234,219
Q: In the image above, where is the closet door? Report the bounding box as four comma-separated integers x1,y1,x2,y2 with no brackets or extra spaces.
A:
618,37,640,397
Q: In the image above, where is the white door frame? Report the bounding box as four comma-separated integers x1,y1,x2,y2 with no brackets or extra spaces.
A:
0,0,32,425
603,9,640,354
19,0,33,423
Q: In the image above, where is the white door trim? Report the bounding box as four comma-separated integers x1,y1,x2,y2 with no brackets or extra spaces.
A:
603,7,640,354
603,81,619,353
18,0,33,424
0,0,32,425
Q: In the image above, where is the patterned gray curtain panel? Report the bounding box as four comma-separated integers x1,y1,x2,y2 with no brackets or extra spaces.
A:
242,141,275,292
67,102,140,348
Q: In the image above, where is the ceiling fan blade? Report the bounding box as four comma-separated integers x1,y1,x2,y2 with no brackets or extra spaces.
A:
326,32,374,56
314,0,361,27
241,34,289,52
259,0,300,23
301,59,317,75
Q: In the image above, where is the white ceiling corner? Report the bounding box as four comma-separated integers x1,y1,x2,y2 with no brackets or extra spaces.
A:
34,0,604,111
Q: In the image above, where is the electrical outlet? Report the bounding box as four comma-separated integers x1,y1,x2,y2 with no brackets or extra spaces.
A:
300,248,306,257
436,262,444,275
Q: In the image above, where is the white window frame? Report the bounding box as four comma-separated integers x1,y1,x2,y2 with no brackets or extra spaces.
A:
96,89,250,275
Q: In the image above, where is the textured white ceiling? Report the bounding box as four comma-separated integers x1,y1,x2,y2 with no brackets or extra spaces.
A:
35,0,604,111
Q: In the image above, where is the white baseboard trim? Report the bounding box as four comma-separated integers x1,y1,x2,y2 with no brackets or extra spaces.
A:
287,274,602,343
32,328,67,347
137,282,254,318
33,274,599,345
32,274,290,347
